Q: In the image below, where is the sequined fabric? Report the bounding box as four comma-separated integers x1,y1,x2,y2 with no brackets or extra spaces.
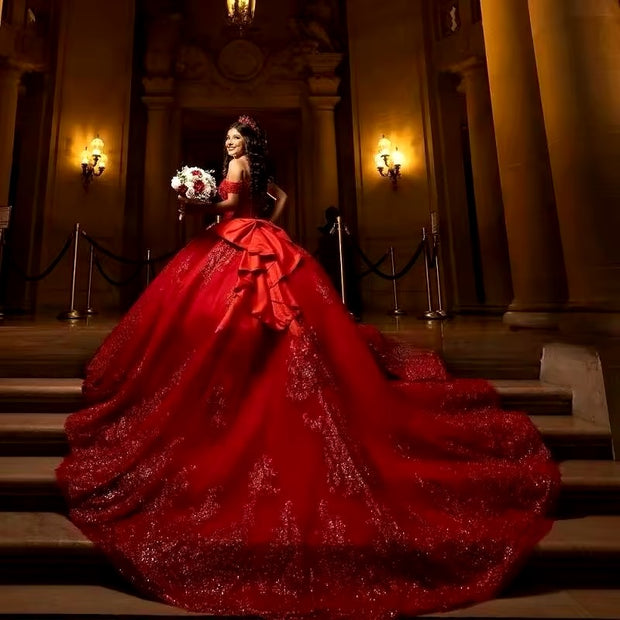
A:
57,183,560,619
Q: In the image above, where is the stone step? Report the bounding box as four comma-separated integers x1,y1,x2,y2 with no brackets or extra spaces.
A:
490,379,573,416
0,456,66,511
0,585,618,620
0,512,619,586
557,460,620,515
0,378,83,413
0,413,67,455
0,377,573,415
534,415,613,460
0,320,111,380
0,413,610,459
0,317,548,382
3,457,620,515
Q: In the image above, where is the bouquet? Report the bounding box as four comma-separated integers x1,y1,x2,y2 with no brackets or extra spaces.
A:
171,166,217,220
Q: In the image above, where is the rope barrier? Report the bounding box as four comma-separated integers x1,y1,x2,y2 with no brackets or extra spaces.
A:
80,231,176,265
357,250,390,279
348,236,426,281
7,232,74,282
94,255,144,287
3,219,439,320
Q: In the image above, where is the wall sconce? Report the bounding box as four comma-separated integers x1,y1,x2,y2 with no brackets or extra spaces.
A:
375,135,403,188
226,0,256,33
80,136,107,189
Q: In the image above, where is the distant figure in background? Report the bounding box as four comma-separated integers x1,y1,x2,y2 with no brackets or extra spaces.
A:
315,206,363,318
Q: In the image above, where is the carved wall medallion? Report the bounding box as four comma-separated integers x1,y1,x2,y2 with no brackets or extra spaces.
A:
217,39,264,82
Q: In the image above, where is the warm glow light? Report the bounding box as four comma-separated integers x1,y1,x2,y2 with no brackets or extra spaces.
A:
378,135,392,156
375,135,403,188
89,137,104,157
80,134,107,189
226,0,256,31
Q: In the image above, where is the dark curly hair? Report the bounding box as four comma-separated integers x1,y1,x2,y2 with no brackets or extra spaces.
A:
222,117,269,201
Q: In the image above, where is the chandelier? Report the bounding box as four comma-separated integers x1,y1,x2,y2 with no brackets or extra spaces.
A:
226,0,256,33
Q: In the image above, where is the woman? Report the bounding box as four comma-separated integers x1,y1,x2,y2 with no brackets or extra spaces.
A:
57,116,559,619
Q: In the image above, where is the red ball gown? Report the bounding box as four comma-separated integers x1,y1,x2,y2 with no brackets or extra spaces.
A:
57,179,560,619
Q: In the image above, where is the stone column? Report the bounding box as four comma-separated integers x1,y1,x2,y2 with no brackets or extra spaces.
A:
308,96,340,206
0,63,22,206
480,0,567,328
305,53,342,252
454,57,512,310
142,78,175,254
528,0,620,314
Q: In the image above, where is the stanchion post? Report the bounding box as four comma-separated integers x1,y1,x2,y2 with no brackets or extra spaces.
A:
85,243,97,315
0,206,11,320
422,227,440,320
58,223,85,320
388,246,406,316
431,213,449,319
336,216,347,306
145,249,152,288
0,227,3,321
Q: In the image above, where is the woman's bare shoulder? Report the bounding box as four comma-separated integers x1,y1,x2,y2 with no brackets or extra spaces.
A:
228,156,250,179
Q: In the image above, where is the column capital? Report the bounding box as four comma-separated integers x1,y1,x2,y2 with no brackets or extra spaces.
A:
0,22,47,73
142,95,175,111
307,95,341,112
304,52,343,76
450,55,487,77
304,52,343,96
0,60,23,82
142,76,175,98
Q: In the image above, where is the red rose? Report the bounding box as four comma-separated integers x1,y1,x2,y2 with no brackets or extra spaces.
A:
191,170,201,176
178,184,187,195
193,180,205,193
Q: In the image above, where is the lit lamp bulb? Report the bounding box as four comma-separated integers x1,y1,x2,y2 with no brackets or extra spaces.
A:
80,135,107,189
89,137,104,159
391,147,403,168
375,135,402,188
377,135,392,157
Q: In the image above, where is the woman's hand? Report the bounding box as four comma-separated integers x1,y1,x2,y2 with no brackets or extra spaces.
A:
268,182,288,222
177,195,211,220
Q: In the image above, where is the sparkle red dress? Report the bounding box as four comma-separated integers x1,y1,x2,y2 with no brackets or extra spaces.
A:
57,179,559,619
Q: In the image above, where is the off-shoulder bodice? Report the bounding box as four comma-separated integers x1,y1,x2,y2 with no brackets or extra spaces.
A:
218,178,256,218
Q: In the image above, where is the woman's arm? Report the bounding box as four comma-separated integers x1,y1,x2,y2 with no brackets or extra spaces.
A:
211,158,245,212
268,182,287,222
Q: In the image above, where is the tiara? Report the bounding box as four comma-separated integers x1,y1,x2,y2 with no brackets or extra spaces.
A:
238,115,259,132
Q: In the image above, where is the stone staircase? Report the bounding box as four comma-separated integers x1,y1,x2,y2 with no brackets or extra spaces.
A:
0,375,619,618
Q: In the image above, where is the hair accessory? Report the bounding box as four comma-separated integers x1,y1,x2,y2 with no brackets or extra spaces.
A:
238,115,259,132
